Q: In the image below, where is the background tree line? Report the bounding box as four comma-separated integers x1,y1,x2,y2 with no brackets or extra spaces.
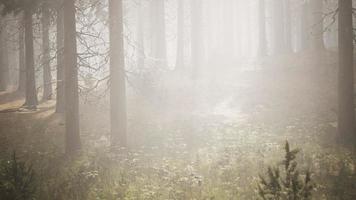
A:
0,0,355,155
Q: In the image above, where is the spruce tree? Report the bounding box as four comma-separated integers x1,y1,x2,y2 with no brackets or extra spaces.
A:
258,141,313,200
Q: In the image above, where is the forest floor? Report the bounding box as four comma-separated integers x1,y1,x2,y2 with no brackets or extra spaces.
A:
0,53,355,199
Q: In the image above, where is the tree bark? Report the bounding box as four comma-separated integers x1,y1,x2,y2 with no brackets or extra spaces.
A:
0,18,10,92
191,0,203,79
17,15,26,93
284,0,292,53
175,0,184,71
42,4,52,101
0,19,7,92
338,0,355,144
309,0,325,51
56,6,65,113
222,0,234,58
2,23,9,89
0,29,3,92
63,0,81,154
258,0,267,56
24,8,38,109
300,1,309,51
272,0,285,54
153,0,167,68
109,0,127,147
136,0,145,69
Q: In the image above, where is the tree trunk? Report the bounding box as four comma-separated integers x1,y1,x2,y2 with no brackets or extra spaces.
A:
222,0,234,59
300,1,309,51
63,0,81,154
0,17,10,92
109,0,127,147
175,0,184,71
258,0,267,56
24,8,38,109
338,0,355,144
17,16,26,93
2,23,9,89
56,6,65,113
42,4,52,101
136,0,145,69
153,0,167,68
191,0,203,79
0,29,3,92
309,0,325,51
284,0,292,53
272,0,285,54
0,19,7,92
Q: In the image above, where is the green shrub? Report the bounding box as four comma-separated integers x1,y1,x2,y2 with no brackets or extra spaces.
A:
258,141,313,200
0,152,37,200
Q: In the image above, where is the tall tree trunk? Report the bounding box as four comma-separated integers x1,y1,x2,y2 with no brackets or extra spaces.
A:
24,8,38,109
109,0,127,147
284,0,292,53
309,0,325,51
42,4,52,101
56,6,65,113
191,0,203,79
338,0,355,144
136,0,145,69
17,16,26,93
272,0,285,54
175,0,184,71
300,0,309,51
153,0,167,68
0,41,4,92
63,0,81,154
222,0,234,59
258,0,267,56
2,22,9,89
0,19,7,92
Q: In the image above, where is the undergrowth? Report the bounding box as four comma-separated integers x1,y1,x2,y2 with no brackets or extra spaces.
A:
0,139,355,200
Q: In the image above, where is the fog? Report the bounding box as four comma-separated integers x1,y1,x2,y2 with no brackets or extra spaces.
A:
0,0,355,199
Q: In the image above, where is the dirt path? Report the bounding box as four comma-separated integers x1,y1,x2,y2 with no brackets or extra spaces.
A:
0,92,64,155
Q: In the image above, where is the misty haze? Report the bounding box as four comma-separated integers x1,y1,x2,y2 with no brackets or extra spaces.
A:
0,0,355,199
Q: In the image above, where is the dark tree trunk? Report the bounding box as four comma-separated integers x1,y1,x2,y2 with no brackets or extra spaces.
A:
63,0,81,154
2,24,9,89
338,0,355,144
42,4,52,101
17,16,26,93
0,30,4,92
24,8,38,109
109,0,127,147
175,0,184,71
56,6,65,113
258,0,267,56
0,20,8,92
